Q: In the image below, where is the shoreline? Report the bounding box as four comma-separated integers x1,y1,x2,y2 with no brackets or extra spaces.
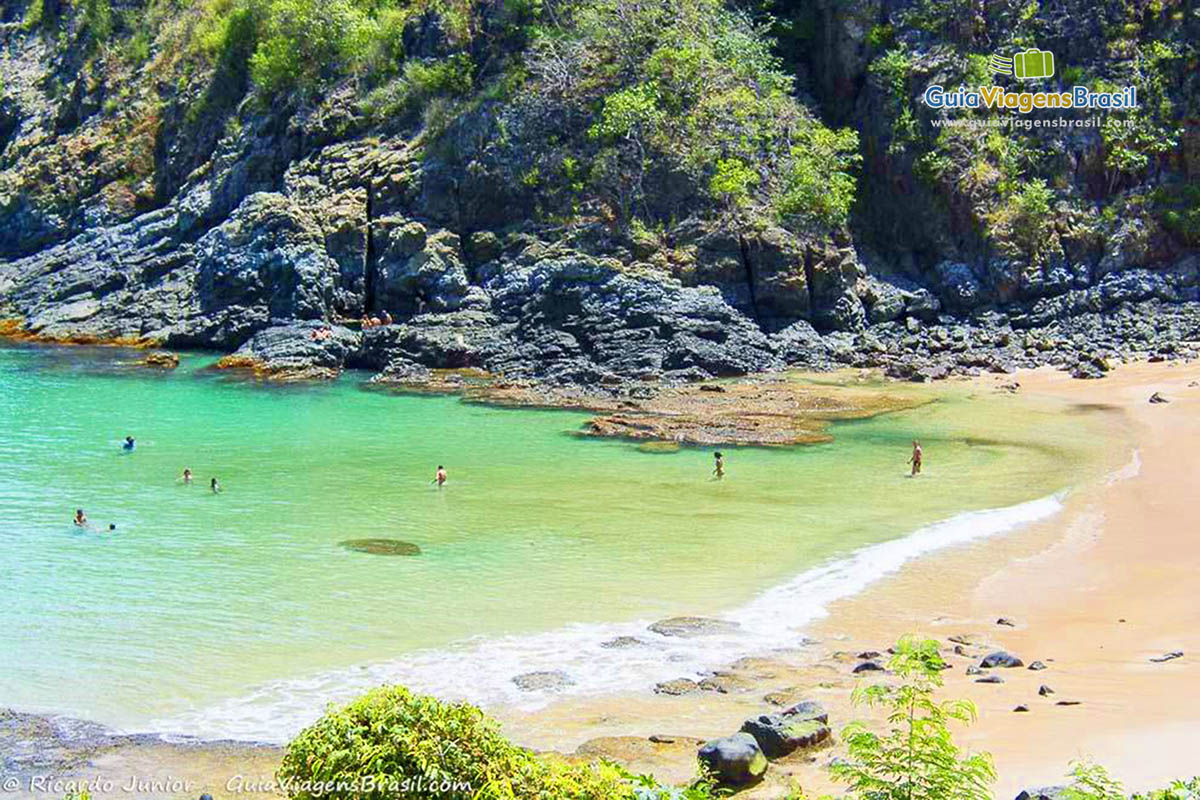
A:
2,358,1197,798
489,360,1200,797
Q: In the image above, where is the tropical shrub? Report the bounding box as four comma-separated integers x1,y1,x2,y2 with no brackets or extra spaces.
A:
830,636,996,800
277,684,633,799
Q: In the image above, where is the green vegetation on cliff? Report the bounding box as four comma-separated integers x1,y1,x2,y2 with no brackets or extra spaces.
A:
0,0,1196,309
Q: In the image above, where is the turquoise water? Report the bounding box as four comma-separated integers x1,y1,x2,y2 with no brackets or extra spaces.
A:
0,344,1115,741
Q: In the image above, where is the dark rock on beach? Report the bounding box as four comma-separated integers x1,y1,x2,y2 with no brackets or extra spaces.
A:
1028,660,1048,671
980,651,1024,669
1015,787,1068,800
1150,651,1184,663
739,700,831,759
852,661,885,674
975,675,1005,684
697,733,768,786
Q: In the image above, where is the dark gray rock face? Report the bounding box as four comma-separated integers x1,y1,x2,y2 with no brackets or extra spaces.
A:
697,732,768,786
980,651,1024,669
739,700,831,759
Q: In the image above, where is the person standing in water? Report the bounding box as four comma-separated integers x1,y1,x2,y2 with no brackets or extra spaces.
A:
908,440,923,476
74,509,88,527
434,466,447,487
211,477,221,494
122,436,136,451
179,468,193,484
712,451,725,479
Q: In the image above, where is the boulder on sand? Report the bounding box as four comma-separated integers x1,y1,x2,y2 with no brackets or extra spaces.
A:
697,732,767,786
739,700,831,759
980,651,1024,668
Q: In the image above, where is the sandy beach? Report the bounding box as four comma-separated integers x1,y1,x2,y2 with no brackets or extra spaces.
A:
6,360,1198,799
492,360,1200,798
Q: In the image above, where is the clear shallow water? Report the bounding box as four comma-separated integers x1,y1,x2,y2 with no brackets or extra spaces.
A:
0,344,1116,742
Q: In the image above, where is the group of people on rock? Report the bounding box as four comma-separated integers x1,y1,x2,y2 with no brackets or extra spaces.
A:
360,310,393,329
309,327,334,341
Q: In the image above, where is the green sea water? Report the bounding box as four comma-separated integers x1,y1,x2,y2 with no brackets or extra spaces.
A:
0,343,1123,742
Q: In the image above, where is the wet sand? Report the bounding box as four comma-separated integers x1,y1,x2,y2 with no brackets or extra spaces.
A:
492,360,1200,797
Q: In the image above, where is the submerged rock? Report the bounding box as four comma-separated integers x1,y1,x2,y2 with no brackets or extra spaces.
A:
647,616,740,638
599,636,644,649
338,538,421,556
697,732,767,786
511,670,574,692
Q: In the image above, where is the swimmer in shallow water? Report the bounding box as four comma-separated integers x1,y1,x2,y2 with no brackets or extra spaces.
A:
123,436,135,451
211,477,221,494
179,468,193,484
712,451,725,479
908,440,923,476
107,523,116,532
433,465,447,487
74,509,88,527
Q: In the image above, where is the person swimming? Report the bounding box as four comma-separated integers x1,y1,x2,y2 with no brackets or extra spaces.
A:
74,509,88,527
211,477,221,494
712,451,725,479
107,523,116,532
908,440,923,476
179,468,193,484
434,465,447,487
122,436,135,451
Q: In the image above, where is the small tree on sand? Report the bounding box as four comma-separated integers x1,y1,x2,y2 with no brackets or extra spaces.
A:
830,636,996,800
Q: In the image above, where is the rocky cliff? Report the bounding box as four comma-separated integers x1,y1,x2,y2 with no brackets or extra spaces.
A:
1,0,1197,385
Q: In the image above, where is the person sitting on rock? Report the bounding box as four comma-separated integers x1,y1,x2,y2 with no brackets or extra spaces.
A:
369,315,382,327
360,315,372,329
380,310,392,326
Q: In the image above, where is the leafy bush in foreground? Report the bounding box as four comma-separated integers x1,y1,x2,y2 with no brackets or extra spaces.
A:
277,684,632,799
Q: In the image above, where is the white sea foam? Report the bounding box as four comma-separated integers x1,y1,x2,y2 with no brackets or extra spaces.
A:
151,493,1065,744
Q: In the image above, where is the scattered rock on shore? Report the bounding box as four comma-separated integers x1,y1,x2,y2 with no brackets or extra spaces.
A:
1149,650,1183,662
1038,685,1055,696
1028,660,1047,671
697,733,768,786
852,661,884,674
1149,392,1170,403
980,651,1024,668
975,675,1004,684
739,702,831,759
653,679,700,696
996,617,1017,627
